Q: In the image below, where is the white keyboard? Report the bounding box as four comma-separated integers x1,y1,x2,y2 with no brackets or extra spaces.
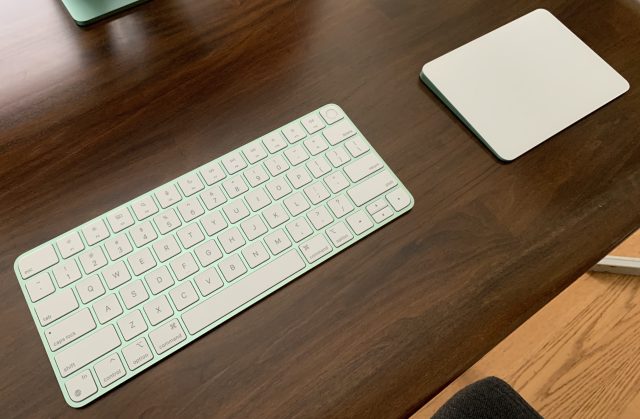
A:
14,104,414,407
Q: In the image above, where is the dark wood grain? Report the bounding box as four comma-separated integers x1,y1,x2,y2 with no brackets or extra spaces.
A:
1,0,639,417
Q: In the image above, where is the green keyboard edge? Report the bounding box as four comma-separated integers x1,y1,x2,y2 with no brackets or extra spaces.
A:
13,103,414,408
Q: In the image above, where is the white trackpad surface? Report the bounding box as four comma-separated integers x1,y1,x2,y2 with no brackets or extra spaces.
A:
421,9,629,161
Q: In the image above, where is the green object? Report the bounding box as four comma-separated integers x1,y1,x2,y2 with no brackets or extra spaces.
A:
60,0,150,26
14,104,415,408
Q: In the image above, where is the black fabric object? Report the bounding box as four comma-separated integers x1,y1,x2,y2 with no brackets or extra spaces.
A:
431,376,543,419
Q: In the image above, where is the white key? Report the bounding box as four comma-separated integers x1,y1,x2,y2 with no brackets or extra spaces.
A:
154,184,182,208
319,105,344,124
104,234,133,260
93,293,123,324
200,185,227,210
299,235,332,263
79,247,108,274
262,132,288,153
144,266,175,295
222,175,248,198
194,268,224,296
304,135,329,155
182,250,305,335
144,295,173,326
55,325,120,377
76,275,105,304
221,151,247,175
200,161,226,185
307,206,333,230
153,235,181,262
65,370,98,402
242,242,270,268
326,147,351,167
177,223,205,248
283,192,310,216
35,288,79,326
327,195,354,218
286,219,313,242
266,177,292,200
200,211,228,236
240,215,268,240
218,227,246,253
56,232,84,259
223,200,250,224
323,119,357,145
131,196,159,221
122,338,153,370
306,157,332,178
219,254,247,282
245,188,271,211
25,272,55,302
287,166,312,189
264,230,292,255
347,210,374,235
344,153,383,182
373,207,394,223
326,222,354,247
52,259,82,288
127,248,156,276
130,221,158,247
170,281,199,310
282,122,306,143
284,144,309,166
244,166,269,188
82,220,110,246
194,240,223,267
324,171,350,193
263,204,290,228
119,280,149,309
117,310,148,341
154,209,182,234
264,155,289,176
366,199,388,215
102,260,131,289
243,140,268,164
344,135,370,157
177,198,205,222
46,308,96,351
301,114,326,134
107,208,134,233
170,253,199,280
177,173,204,196
149,319,186,354
303,182,330,205
386,188,412,211
94,354,126,387
347,170,397,206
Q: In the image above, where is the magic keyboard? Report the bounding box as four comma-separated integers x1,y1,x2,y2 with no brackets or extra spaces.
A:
14,104,414,407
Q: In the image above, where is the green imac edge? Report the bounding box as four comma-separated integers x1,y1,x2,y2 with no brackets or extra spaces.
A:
61,0,150,26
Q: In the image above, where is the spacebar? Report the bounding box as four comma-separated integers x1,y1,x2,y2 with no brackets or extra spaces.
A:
182,250,306,335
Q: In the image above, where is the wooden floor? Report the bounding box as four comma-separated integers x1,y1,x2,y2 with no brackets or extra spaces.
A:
413,231,640,419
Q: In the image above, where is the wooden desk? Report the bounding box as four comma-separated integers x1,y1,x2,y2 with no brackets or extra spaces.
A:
1,0,638,417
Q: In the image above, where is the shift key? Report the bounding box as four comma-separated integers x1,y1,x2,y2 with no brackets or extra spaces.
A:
347,170,397,206
55,325,120,377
